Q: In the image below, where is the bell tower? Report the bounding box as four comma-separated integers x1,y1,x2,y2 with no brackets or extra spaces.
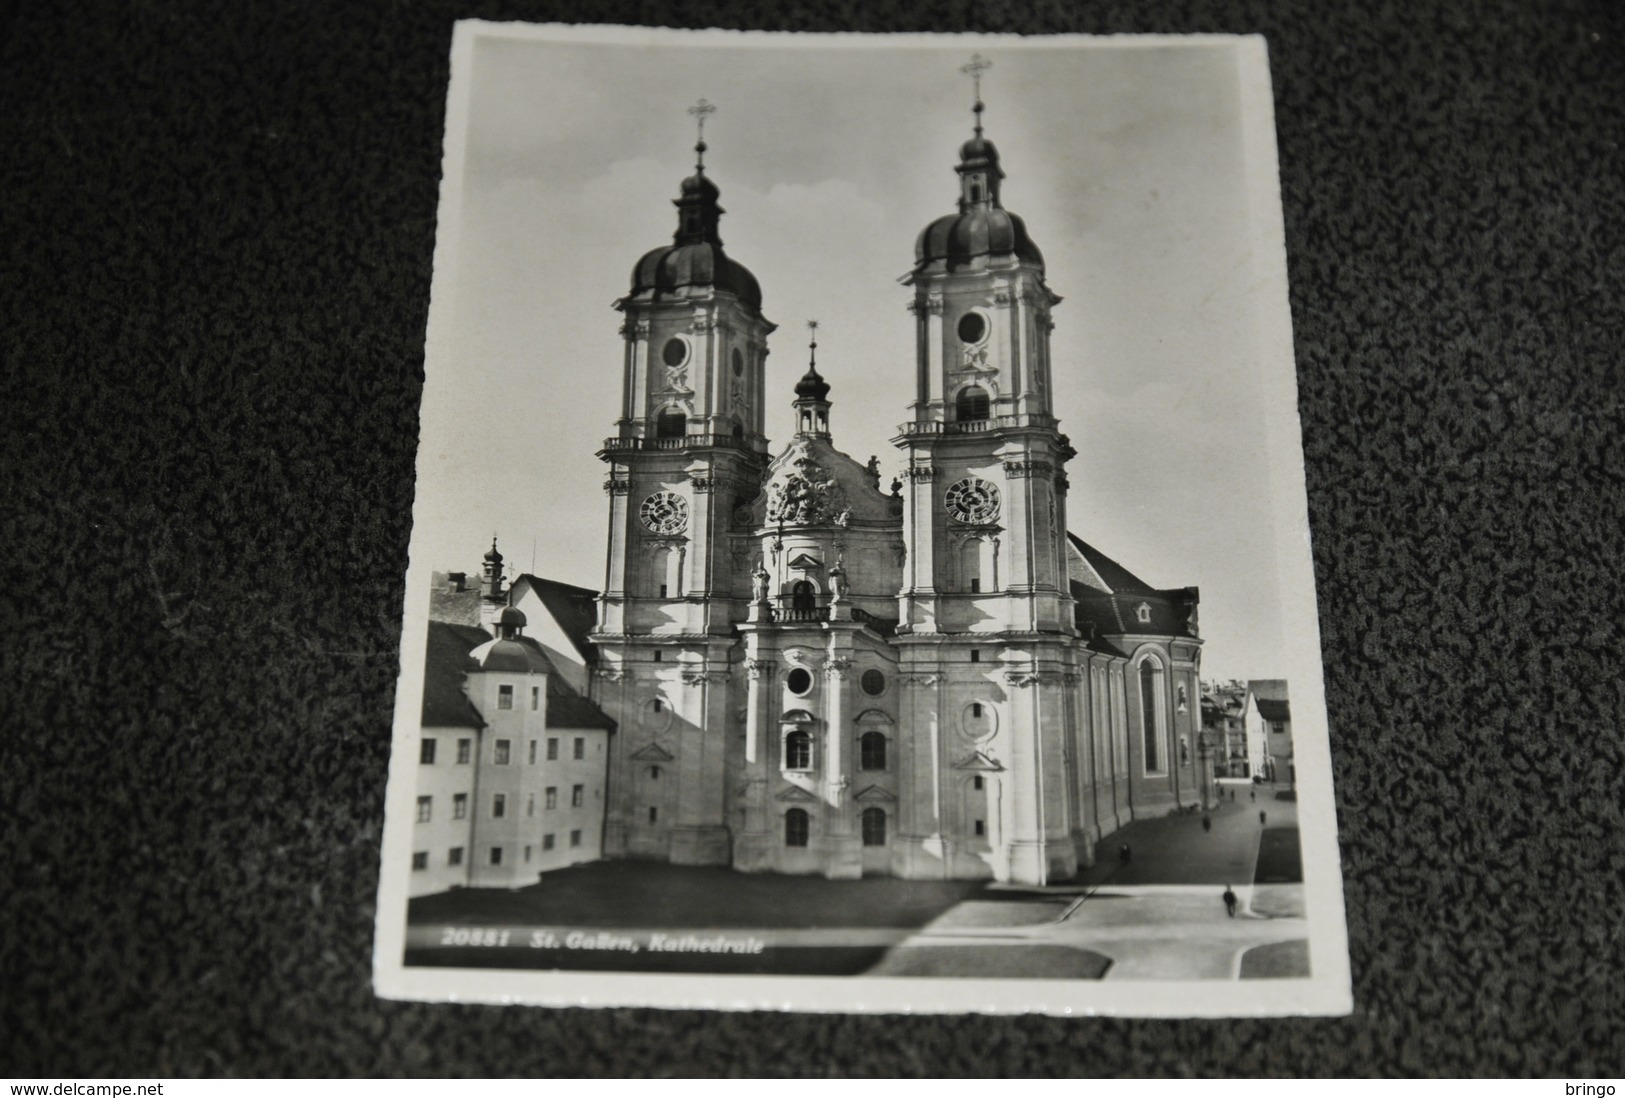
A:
892,59,1074,638
594,102,775,865
891,58,1080,885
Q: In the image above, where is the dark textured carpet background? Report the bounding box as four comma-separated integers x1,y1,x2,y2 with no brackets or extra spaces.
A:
2,0,1621,1078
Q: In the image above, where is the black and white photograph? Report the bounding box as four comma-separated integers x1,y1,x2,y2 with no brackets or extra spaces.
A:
372,23,1351,1016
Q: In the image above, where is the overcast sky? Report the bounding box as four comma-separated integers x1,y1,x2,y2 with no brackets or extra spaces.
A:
411,27,1311,682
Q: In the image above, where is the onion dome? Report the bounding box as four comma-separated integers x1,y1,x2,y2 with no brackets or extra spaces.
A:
794,363,830,403
481,535,506,602
470,606,548,673
623,137,763,310
911,103,1044,276
790,321,832,437
470,635,534,673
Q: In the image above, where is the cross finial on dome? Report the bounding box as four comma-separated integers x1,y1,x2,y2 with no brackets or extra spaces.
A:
807,319,819,367
961,54,992,135
688,99,716,171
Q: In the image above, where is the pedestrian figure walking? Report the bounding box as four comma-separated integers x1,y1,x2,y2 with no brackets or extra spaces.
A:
1230,789,1236,802
1223,885,1237,917
1119,843,1132,865
1249,789,1255,802
1202,815,1212,832
1259,810,1267,825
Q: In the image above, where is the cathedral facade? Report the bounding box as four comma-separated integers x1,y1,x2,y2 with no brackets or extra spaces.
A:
586,104,1203,885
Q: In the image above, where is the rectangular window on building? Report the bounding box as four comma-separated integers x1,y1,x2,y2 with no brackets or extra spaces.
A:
526,794,534,817
658,584,668,598
572,784,584,807
419,738,436,764
453,793,467,820
524,845,532,863
411,852,427,870
490,847,503,866
973,776,984,791
416,796,431,823
974,819,985,837
653,651,662,662
492,794,506,819
570,830,582,848
970,650,980,663
448,847,463,866
547,738,559,760
497,684,514,709
573,738,585,760
528,740,537,765
531,686,540,711
971,702,983,717
648,806,658,824
543,834,555,851
545,787,557,810
494,739,510,765
969,578,980,593
456,738,471,764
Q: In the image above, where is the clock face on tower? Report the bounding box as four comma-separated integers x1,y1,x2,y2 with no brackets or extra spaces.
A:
639,491,689,535
945,477,1000,524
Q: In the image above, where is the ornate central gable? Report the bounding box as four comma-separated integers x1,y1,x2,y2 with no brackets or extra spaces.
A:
766,452,850,526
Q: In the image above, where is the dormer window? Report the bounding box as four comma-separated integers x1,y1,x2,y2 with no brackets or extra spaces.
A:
1136,602,1152,625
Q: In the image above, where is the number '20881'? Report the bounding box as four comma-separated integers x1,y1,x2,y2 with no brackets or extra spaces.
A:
440,927,511,947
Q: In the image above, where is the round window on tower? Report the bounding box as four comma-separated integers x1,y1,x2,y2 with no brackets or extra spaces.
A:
662,337,689,367
957,311,988,345
861,669,887,696
731,348,744,376
786,668,813,697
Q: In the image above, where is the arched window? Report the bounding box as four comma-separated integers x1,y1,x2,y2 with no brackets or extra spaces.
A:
785,808,809,848
785,730,812,771
955,385,990,423
1140,659,1162,773
791,580,816,612
655,408,687,439
861,807,887,847
860,731,887,771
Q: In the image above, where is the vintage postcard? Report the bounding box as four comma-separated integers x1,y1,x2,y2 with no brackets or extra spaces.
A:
372,22,1351,1015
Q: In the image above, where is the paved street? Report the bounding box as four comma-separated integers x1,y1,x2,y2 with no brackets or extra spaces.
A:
409,784,1311,979
871,784,1311,980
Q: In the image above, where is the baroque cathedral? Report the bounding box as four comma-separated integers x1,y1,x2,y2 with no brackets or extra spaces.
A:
571,86,1203,886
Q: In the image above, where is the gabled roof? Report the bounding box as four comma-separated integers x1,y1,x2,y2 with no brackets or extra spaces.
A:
422,621,490,729
1066,533,1198,641
420,620,615,732
1256,697,1291,722
511,574,600,662
1248,679,1289,700
1067,533,1157,596
547,691,617,731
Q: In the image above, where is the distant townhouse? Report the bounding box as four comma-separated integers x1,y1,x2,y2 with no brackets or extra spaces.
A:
1241,679,1291,786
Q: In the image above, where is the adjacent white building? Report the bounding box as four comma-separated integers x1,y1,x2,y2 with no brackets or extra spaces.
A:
409,563,614,898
